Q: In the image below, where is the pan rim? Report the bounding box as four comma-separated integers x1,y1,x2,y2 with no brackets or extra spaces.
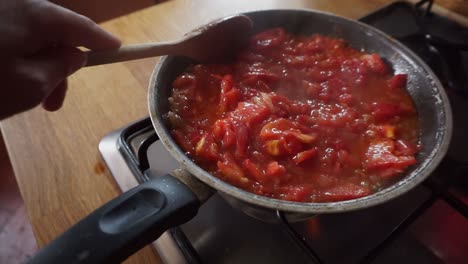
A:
148,8,453,214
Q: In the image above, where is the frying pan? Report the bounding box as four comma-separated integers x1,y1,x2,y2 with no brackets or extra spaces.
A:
28,9,452,264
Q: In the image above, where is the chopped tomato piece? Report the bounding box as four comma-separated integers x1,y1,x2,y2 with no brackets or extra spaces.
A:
284,137,304,155
293,148,318,165
395,139,418,156
221,89,239,111
377,125,396,139
222,127,236,148
212,120,226,139
172,74,197,92
213,120,236,148
244,68,280,83
219,75,239,112
260,118,291,140
251,28,286,51
266,161,286,177
376,165,411,179
264,137,304,157
371,102,413,121
241,76,272,93
243,159,266,182
265,139,286,156
235,124,249,158
388,74,407,89
365,139,417,178
217,153,247,183
260,118,314,142
220,74,233,91
288,131,318,144
231,101,271,128
253,92,276,112
361,54,389,75
195,133,219,161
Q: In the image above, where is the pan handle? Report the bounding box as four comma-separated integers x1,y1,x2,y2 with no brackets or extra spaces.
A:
27,174,201,264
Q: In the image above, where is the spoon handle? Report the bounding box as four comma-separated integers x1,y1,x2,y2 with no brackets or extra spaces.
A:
85,42,179,67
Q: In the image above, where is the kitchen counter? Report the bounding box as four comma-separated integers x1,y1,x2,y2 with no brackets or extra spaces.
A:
1,0,466,263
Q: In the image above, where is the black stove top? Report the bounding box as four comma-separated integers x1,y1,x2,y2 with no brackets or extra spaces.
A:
99,1,468,263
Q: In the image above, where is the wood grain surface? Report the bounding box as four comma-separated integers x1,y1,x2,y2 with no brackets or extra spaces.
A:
436,0,468,17
0,0,466,263
50,0,157,22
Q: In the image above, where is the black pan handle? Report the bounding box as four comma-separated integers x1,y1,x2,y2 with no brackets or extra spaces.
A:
27,174,200,264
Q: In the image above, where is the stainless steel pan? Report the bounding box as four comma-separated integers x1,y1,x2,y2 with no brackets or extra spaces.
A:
28,9,452,264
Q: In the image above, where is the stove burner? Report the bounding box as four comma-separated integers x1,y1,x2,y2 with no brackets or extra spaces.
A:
100,2,468,263
362,1,468,99
415,0,468,49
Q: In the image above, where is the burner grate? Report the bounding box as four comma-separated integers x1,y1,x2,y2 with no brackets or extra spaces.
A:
358,195,438,264
277,211,323,264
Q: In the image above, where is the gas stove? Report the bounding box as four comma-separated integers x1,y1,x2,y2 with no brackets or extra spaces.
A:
99,1,468,263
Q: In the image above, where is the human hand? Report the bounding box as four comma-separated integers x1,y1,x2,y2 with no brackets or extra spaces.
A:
0,0,121,120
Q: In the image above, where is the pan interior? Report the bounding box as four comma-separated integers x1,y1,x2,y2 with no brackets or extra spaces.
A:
149,9,451,213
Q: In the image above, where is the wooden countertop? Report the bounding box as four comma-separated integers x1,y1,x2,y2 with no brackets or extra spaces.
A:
1,0,466,263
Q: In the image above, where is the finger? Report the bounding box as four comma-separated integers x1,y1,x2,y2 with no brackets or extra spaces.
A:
30,1,121,50
23,47,86,98
42,79,67,111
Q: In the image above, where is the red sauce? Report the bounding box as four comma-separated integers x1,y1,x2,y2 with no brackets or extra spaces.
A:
168,28,419,203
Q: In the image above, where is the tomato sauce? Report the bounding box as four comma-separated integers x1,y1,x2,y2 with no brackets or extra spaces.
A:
167,28,419,203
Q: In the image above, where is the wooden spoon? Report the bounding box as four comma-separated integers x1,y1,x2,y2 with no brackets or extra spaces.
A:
85,15,253,66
